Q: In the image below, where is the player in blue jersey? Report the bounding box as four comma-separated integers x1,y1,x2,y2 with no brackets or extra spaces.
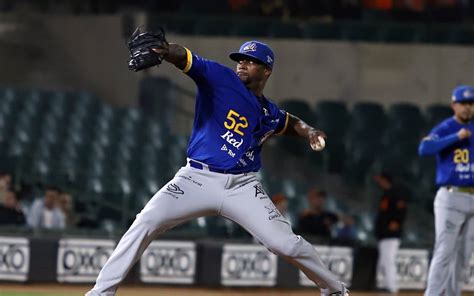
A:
86,40,349,296
419,85,474,296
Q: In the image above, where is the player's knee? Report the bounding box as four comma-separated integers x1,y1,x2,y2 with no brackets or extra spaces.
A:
266,235,303,258
134,211,167,233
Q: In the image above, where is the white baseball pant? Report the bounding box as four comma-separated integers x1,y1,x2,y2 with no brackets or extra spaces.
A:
377,238,400,293
424,187,474,296
85,164,345,295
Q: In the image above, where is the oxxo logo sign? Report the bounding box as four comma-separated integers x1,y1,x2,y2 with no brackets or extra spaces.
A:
57,239,115,282
140,241,196,284
300,246,353,287
221,244,277,286
0,237,29,281
376,249,428,290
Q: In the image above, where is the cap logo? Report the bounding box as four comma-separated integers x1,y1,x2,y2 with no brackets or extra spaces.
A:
267,55,273,64
464,89,473,98
242,42,257,52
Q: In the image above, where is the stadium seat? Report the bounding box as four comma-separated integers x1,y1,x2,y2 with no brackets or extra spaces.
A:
314,101,350,138
194,18,234,36
232,19,273,37
278,99,316,156
340,22,380,42
426,25,456,44
148,14,197,35
378,24,418,43
323,139,346,173
268,22,303,38
387,103,425,142
424,104,452,129
450,26,474,45
302,23,342,40
349,102,387,141
0,87,15,102
167,134,189,172
344,140,384,185
139,77,175,124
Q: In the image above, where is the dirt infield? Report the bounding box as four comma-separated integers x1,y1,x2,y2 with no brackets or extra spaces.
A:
2,284,473,296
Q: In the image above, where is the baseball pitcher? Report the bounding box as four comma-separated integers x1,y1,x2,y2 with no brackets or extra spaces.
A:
85,28,348,295
419,85,474,296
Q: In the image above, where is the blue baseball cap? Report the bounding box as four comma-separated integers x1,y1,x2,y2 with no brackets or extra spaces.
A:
452,85,474,103
229,41,274,69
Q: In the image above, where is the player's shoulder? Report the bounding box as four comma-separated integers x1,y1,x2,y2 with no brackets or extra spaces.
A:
263,97,285,112
432,117,456,132
187,51,236,77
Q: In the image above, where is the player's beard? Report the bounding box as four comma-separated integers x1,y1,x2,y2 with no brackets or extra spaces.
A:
238,75,251,85
458,112,471,123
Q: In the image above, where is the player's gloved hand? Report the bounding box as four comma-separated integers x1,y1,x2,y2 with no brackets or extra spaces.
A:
127,27,169,72
457,128,472,140
308,129,327,151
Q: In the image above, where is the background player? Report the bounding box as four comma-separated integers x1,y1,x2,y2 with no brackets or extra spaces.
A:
419,85,474,296
373,172,407,294
86,32,349,295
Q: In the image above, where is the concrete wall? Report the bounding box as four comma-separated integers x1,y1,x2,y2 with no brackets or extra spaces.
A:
2,14,474,107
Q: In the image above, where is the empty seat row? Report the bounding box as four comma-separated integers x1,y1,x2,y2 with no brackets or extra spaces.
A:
144,15,474,45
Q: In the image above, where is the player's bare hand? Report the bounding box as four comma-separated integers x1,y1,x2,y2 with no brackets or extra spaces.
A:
309,129,327,151
457,128,472,140
151,45,169,58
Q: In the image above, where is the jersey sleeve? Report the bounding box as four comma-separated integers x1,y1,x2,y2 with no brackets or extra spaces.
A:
182,47,230,87
274,110,289,135
426,123,449,140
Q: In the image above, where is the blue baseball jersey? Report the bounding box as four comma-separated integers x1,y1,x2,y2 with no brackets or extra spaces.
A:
428,117,474,186
182,48,289,173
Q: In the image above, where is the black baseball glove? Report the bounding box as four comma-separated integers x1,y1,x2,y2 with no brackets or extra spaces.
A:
127,27,168,72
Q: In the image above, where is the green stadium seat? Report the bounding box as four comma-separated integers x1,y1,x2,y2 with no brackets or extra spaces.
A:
139,77,175,123
450,26,474,45
194,18,234,36
179,0,230,15
0,87,15,101
323,139,346,173
166,134,189,170
427,25,455,44
350,102,387,140
371,151,416,183
269,22,303,38
278,99,316,156
148,15,197,35
411,157,437,195
303,23,342,40
387,103,425,141
232,19,273,37
378,24,418,43
307,150,323,169
314,101,350,138
344,140,383,185
424,104,452,128
340,22,380,42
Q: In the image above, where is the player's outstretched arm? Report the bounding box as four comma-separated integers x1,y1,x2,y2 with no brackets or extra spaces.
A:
126,27,188,72
282,113,327,151
152,43,188,70
418,128,471,155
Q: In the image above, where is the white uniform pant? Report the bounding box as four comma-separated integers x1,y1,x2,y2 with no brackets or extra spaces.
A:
86,166,344,295
424,187,474,296
377,238,400,293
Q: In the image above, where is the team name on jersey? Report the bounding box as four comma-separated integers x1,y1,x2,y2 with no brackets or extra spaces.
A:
221,130,243,149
